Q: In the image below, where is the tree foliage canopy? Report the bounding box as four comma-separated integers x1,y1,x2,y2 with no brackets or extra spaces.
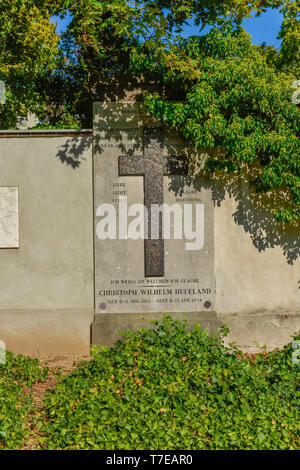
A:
0,0,60,127
142,25,299,223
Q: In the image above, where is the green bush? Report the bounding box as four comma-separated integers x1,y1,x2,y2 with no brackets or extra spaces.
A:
41,316,300,450
0,352,48,449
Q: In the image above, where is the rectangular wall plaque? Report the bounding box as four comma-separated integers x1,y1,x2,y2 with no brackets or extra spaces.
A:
0,187,19,248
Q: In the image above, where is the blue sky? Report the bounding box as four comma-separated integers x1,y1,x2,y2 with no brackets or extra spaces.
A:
52,7,283,48
239,8,283,47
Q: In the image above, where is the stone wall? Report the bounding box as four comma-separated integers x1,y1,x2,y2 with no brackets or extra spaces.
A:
0,131,94,355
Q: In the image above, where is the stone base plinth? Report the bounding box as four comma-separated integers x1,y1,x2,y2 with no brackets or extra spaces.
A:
92,311,300,353
0,309,94,356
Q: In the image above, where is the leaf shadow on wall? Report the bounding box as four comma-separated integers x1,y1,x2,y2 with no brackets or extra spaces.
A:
167,148,299,266
56,136,92,169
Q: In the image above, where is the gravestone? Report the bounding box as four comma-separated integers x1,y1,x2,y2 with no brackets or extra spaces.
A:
92,101,216,341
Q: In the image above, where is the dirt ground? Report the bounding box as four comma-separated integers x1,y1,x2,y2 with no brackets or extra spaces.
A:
38,354,91,369
22,355,91,450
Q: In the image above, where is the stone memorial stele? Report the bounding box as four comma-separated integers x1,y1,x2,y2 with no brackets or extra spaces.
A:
93,102,215,319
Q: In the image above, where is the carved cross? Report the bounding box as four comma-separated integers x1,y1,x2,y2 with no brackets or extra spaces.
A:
119,128,188,277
